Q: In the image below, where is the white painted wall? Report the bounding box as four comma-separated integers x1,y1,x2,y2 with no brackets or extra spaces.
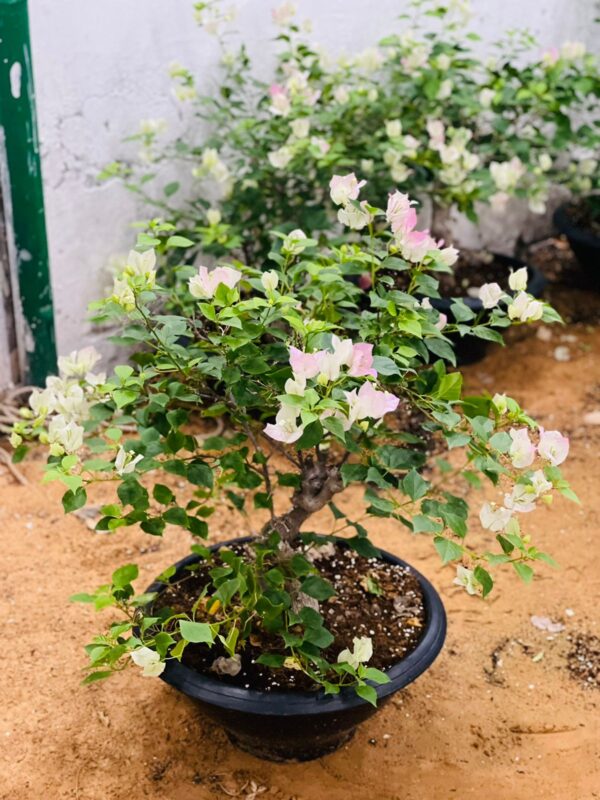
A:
28,0,600,356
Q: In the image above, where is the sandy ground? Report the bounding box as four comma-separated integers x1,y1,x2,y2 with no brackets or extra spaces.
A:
2,320,600,800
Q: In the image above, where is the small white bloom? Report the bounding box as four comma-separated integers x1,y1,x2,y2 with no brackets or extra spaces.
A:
560,41,586,60
508,267,528,292
504,483,537,513
272,1,297,26
337,201,372,231
114,446,144,476
333,85,350,104
492,393,508,415
538,429,569,466
281,229,308,256
290,117,310,139
206,208,222,226
47,414,84,454
479,502,512,532
58,347,102,379
453,565,479,595
385,119,402,139
478,282,503,309
437,79,453,100
29,387,57,417
130,647,165,678
530,469,552,496
479,88,495,109
268,146,294,170
310,136,330,156
490,157,525,192
509,427,536,469
508,292,543,322
538,153,552,172
438,246,459,267
261,270,279,293
189,266,242,300
337,636,373,669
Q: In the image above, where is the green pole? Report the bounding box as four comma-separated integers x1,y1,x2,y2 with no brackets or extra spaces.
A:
0,0,56,385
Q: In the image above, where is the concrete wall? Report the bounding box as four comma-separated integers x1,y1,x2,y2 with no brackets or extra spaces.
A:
28,0,600,355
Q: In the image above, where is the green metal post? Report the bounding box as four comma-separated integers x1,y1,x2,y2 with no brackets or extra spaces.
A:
0,0,56,385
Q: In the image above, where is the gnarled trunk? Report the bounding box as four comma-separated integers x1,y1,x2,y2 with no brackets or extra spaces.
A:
261,457,343,544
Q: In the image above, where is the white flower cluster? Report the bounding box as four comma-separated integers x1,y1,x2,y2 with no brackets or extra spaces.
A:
193,148,232,193
15,347,105,457
111,249,157,312
478,268,545,322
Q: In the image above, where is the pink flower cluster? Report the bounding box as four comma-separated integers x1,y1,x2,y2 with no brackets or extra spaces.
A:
289,336,376,383
264,336,400,443
386,191,458,266
508,427,569,469
479,426,570,535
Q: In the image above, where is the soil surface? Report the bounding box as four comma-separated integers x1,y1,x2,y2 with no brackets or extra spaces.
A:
3,290,600,799
160,543,424,691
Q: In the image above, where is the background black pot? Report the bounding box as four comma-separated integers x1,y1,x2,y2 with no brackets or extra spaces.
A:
145,536,446,762
431,254,546,366
554,204,600,287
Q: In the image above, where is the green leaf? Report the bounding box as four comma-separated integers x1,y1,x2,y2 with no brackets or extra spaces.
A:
356,683,378,707
474,565,493,597
163,507,188,526
112,389,138,409
488,432,512,453
163,181,180,197
433,536,463,563
62,487,87,514
402,469,430,501
187,460,214,488
450,300,475,322
411,514,444,534
295,421,323,450
435,373,462,401
301,575,336,601
179,620,214,644
361,667,390,684
341,463,368,485
513,562,534,583
112,563,138,588
166,235,195,248
153,484,175,505
322,415,346,442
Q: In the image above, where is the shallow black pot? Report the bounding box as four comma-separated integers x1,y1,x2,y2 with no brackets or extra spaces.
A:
145,536,446,762
431,254,546,366
554,204,600,287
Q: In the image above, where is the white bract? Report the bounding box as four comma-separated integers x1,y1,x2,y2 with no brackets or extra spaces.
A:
130,647,165,677
337,636,373,669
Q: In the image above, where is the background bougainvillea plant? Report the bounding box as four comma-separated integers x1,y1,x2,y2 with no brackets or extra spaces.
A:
101,0,600,267
11,182,576,699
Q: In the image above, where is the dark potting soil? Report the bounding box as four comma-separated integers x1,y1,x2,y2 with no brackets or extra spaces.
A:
384,250,516,298
155,543,425,692
388,400,446,460
564,199,600,239
566,632,600,690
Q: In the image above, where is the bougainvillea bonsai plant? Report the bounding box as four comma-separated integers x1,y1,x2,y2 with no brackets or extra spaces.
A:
11,182,575,759
102,0,600,270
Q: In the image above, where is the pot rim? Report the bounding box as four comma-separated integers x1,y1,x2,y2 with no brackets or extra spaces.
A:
144,536,447,716
554,203,600,249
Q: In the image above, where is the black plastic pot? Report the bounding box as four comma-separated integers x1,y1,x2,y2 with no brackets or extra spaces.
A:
145,536,446,762
554,204,600,287
431,254,546,366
